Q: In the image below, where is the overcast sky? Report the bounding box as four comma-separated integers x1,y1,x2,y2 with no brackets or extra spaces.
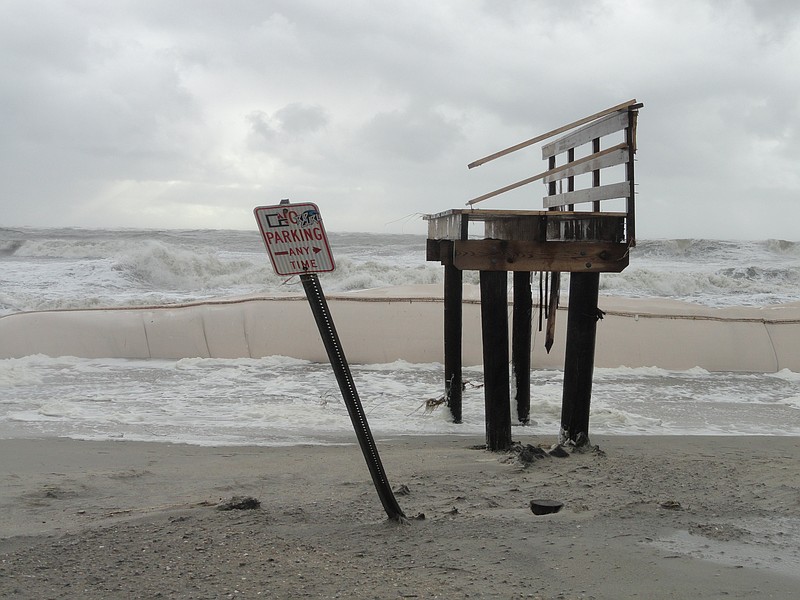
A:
2,0,798,239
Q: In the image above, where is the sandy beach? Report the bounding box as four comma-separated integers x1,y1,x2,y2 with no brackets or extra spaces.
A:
1,434,798,599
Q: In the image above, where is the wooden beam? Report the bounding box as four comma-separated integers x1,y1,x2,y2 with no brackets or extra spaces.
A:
542,181,630,209
452,240,629,272
427,208,625,220
542,111,628,159
425,210,627,244
467,99,638,169
426,238,461,264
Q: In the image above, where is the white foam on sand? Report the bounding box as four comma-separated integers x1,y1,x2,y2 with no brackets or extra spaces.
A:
2,353,799,445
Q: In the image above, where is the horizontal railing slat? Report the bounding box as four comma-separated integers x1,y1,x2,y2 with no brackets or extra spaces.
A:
542,145,628,184
543,181,631,209
541,111,629,159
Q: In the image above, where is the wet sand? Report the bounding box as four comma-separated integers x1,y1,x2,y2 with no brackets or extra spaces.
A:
1,434,799,598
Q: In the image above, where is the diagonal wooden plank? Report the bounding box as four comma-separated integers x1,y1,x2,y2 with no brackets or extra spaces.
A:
467,99,637,169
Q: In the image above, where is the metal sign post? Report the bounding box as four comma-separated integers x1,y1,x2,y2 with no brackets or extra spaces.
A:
254,202,406,522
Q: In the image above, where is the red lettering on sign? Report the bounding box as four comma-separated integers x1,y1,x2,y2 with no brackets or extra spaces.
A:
289,259,320,271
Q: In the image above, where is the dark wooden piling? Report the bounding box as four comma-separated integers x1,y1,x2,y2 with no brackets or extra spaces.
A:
444,260,463,423
480,270,512,451
512,271,532,424
560,272,601,445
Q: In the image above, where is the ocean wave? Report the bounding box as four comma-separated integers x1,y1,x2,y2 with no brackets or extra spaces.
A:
110,242,445,295
764,238,800,256
634,238,800,262
323,257,442,291
112,240,280,290
0,240,24,256
0,359,45,387
768,369,800,381
600,264,800,306
8,237,136,259
633,239,747,260
2,229,800,314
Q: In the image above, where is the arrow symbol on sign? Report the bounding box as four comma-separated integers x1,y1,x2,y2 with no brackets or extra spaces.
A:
275,248,321,256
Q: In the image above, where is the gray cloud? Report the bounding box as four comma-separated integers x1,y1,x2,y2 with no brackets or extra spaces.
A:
359,106,464,163
1,0,799,238
247,103,329,151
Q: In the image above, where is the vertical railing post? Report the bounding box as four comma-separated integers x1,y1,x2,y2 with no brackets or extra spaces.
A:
626,107,638,244
546,155,561,353
592,137,601,212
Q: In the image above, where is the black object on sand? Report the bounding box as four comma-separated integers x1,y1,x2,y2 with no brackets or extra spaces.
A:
530,499,564,515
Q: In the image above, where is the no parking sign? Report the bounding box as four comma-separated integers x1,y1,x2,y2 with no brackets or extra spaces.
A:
254,202,335,275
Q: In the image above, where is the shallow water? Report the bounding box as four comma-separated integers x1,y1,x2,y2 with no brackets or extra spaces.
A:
650,517,800,578
2,356,798,445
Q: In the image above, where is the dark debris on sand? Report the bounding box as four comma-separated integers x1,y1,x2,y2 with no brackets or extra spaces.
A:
215,496,261,511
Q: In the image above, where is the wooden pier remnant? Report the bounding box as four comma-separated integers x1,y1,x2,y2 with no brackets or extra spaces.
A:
426,100,642,450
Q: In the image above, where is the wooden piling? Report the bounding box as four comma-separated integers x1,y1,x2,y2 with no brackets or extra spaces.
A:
512,271,532,424
480,270,512,451
444,260,463,423
560,272,601,446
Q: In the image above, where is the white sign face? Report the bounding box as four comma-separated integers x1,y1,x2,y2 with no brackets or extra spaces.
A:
254,202,335,276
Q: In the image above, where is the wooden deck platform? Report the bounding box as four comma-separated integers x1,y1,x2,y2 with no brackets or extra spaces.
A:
425,208,630,273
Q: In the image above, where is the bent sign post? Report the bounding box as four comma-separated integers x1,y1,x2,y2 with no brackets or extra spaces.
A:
254,202,406,523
